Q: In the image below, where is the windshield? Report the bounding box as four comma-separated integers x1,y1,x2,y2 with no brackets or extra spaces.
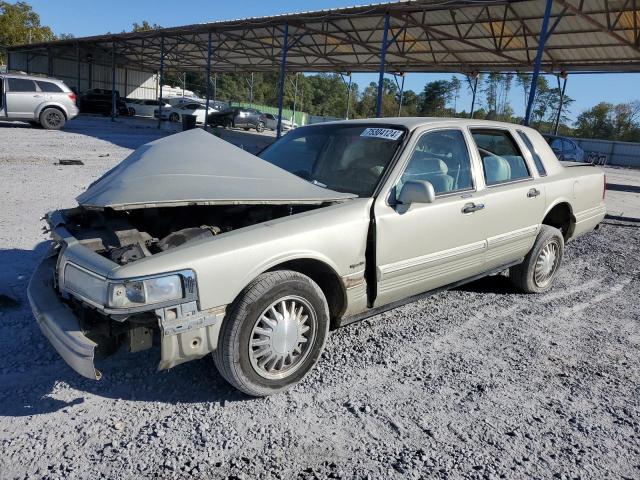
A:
258,124,406,197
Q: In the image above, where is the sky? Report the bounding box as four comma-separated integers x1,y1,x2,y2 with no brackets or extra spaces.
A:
22,0,640,121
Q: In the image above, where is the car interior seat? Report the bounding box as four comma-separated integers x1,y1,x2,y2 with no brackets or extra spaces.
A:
483,154,511,184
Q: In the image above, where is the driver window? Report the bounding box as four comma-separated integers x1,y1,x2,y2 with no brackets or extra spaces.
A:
398,129,473,196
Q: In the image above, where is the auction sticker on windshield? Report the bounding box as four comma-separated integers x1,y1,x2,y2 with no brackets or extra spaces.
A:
360,127,403,141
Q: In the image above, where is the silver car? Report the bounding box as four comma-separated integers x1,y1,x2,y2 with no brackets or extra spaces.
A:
0,73,79,129
28,119,606,396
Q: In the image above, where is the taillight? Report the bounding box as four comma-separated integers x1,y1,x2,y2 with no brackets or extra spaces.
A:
68,92,77,102
603,174,606,200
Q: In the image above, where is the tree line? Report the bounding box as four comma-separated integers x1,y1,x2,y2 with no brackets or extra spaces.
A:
2,2,640,143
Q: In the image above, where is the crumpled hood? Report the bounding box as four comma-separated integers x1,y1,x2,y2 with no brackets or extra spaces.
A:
77,129,355,210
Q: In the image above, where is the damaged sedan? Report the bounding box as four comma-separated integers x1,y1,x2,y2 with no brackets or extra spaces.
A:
29,119,606,396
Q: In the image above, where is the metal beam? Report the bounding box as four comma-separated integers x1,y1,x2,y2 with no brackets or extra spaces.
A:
524,0,554,126
204,31,213,130
376,13,391,117
553,73,568,134
157,36,165,129
276,23,289,139
111,42,116,121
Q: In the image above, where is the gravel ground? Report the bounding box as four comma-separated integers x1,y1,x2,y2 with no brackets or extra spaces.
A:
0,117,639,480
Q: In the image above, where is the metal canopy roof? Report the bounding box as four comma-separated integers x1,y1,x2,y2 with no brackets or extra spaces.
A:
8,0,640,73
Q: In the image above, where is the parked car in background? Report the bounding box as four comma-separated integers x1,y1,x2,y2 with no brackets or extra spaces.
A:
155,102,221,124
79,89,128,117
0,73,79,129
124,98,171,117
263,113,297,131
208,107,266,132
30,118,606,397
543,134,586,162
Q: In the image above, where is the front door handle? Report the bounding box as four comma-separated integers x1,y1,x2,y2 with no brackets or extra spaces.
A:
462,202,485,214
527,188,541,198
33,94,42,98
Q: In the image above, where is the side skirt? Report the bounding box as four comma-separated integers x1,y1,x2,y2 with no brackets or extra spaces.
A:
336,259,523,328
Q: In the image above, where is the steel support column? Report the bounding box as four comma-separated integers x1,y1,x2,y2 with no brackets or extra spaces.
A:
157,36,165,129
340,73,353,119
276,23,289,139
524,0,554,126
111,42,116,121
376,13,390,118
204,32,213,130
394,73,405,116
76,43,81,94
552,73,568,134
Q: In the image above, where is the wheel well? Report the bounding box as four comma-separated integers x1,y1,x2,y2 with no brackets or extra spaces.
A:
542,202,575,240
40,105,67,120
268,259,347,328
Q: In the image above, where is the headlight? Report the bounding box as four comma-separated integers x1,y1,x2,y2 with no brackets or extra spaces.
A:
108,274,183,309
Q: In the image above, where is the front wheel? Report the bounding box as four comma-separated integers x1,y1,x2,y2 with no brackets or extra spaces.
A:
169,112,180,122
256,121,265,133
509,225,564,293
40,108,66,130
214,270,330,396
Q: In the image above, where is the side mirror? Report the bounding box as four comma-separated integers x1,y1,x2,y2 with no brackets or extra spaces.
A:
398,180,436,205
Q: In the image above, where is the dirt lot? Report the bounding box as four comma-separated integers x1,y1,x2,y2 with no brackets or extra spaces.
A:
0,117,639,479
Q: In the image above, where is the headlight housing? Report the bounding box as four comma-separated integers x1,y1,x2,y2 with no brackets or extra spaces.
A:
108,274,183,309
63,263,197,311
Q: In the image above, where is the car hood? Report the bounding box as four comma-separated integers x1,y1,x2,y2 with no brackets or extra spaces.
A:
76,129,355,210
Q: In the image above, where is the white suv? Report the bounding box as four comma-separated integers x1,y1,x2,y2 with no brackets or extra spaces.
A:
0,73,79,129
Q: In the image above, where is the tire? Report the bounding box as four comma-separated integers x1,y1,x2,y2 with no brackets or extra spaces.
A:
39,108,66,130
224,119,232,129
509,225,565,293
214,270,330,397
256,121,265,133
128,107,136,116
169,113,180,122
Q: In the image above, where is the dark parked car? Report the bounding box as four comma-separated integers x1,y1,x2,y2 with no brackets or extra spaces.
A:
208,107,266,132
79,88,128,116
543,135,585,162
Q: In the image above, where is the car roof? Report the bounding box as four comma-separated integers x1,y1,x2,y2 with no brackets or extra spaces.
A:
2,72,66,83
316,117,541,133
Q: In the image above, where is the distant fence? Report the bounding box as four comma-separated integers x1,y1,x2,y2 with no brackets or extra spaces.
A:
308,115,343,124
570,137,640,168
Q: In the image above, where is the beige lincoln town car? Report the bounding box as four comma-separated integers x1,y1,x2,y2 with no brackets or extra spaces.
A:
28,118,606,396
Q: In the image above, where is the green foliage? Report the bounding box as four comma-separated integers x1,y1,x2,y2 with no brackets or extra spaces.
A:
131,21,162,32
574,101,640,142
0,1,54,63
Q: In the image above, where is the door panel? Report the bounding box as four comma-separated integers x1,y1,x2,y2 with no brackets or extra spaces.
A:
6,78,39,118
375,194,488,306
374,128,487,307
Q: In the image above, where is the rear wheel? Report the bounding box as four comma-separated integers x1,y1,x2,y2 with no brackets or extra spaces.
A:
510,225,564,293
169,112,180,122
214,270,330,396
40,108,65,130
224,118,232,129
128,107,136,116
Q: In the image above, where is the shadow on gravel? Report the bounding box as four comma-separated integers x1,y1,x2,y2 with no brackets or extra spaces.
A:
0,245,249,418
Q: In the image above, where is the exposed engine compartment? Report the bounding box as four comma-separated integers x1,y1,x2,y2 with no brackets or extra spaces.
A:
62,204,326,265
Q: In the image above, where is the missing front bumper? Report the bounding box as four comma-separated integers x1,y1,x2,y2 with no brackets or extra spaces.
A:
28,255,101,380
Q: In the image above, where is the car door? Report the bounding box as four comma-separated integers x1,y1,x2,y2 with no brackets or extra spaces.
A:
374,127,489,307
6,78,39,119
466,127,546,272
0,77,5,118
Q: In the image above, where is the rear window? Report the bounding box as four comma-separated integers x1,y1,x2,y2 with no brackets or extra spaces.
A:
470,129,531,185
517,130,547,176
8,78,37,92
36,81,63,92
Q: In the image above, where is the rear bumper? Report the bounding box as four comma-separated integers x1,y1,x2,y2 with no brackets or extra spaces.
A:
27,254,101,380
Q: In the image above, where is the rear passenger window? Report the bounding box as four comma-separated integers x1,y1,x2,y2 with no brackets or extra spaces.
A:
517,130,546,176
8,78,37,92
399,129,474,196
470,129,531,185
36,81,63,92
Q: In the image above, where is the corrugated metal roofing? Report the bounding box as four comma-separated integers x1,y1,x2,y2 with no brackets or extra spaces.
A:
7,0,640,73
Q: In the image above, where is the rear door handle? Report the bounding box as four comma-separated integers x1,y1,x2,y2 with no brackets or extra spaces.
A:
527,188,541,198
462,202,485,214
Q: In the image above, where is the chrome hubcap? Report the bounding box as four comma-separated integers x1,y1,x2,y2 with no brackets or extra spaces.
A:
534,240,559,287
249,296,316,380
